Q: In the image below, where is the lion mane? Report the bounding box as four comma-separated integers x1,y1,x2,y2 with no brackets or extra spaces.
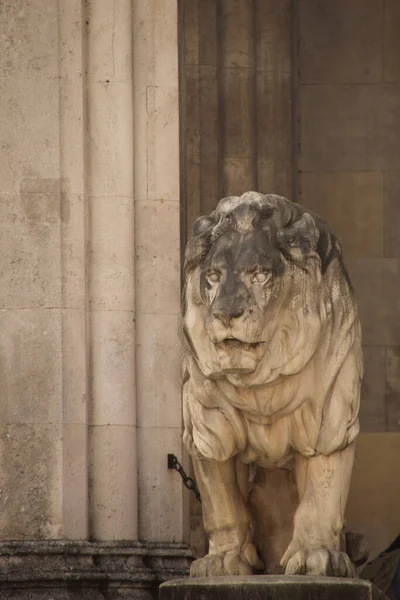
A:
181,192,362,468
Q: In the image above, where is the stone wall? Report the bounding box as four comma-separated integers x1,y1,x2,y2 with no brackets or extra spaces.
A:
0,0,189,596
296,0,400,557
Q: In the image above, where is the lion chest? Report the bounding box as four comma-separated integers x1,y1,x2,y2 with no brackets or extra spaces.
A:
214,369,319,423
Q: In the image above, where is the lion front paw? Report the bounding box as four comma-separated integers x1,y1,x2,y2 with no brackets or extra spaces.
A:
190,544,263,577
281,545,355,577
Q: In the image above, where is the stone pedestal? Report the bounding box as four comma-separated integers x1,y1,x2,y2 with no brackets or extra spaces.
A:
160,576,388,600
0,541,192,600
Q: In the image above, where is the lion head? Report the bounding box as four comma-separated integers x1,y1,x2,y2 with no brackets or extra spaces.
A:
182,191,350,387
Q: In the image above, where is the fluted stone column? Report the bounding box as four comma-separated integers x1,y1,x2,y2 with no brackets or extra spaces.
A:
133,0,186,544
181,0,293,237
0,0,88,542
86,0,138,542
0,0,190,596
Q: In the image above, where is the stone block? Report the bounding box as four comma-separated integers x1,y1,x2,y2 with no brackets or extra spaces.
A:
135,200,180,315
386,347,400,432
359,347,386,433
220,0,255,69
298,0,382,84
198,0,218,66
138,426,184,542
198,66,219,157
299,84,400,172
86,0,132,82
0,192,62,308
185,65,219,158
222,158,256,197
383,171,400,258
346,433,400,558
160,576,386,600
89,424,137,540
299,172,384,259
86,81,134,198
136,313,181,429
0,309,62,425
146,85,180,202
183,0,218,67
221,68,255,158
62,423,88,539
184,154,221,234
256,70,292,165
185,66,201,156
345,259,400,346
61,308,88,424
61,194,86,309
257,160,292,200
133,0,179,90
384,0,400,82
58,0,85,80
255,0,292,73
0,77,60,194
182,0,200,65
90,310,135,426
0,540,191,600
0,424,63,539
185,153,202,234
0,0,58,78
59,79,85,196
199,157,221,215
89,195,134,311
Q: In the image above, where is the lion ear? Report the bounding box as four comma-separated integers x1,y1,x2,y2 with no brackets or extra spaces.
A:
277,213,320,257
192,215,215,236
184,216,215,276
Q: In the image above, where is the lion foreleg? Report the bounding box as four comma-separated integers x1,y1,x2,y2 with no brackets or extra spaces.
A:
190,457,263,576
281,443,355,577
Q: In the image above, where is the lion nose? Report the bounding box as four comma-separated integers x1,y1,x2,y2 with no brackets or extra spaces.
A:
212,306,244,328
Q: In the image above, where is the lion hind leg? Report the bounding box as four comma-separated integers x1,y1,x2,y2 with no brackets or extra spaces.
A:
249,466,299,574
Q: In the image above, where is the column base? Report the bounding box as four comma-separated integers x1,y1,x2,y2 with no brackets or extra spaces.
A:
0,541,192,600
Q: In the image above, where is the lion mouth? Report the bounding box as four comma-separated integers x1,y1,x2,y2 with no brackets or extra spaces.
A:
217,339,264,353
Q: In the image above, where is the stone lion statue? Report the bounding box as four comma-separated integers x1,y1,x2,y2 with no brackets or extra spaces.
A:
181,191,363,578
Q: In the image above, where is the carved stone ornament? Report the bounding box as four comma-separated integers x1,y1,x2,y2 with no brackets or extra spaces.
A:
181,192,363,578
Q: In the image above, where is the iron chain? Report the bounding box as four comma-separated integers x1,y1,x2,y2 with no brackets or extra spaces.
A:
167,454,201,502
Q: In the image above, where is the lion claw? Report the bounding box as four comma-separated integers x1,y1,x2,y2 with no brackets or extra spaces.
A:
284,547,355,577
190,552,254,577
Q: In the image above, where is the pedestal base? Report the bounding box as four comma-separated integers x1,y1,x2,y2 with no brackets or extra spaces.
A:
160,575,388,600
0,541,192,600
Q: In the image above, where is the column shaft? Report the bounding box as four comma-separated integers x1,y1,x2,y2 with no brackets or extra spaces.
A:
134,0,184,543
86,0,137,540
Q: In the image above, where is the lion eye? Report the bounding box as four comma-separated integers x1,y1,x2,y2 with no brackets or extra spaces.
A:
206,272,220,285
253,272,269,284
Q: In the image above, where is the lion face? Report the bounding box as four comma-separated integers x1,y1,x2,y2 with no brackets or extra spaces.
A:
199,226,285,374
182,192,328,383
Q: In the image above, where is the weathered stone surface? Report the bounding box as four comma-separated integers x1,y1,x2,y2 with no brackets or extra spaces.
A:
384,0,400,82
359,347,386,433
346,433,400,559
160,576,387,600
299,172,383,259
386,347,400,432
298,0,383,84
219,0,255,69
299,84,400,172
383,171,400,258
255,0,291,73
0,541,191,600
182,192,362,577
346,260,400,346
